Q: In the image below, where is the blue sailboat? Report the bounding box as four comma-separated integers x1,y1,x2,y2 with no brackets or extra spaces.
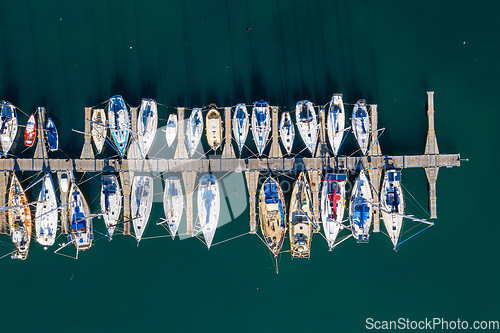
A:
108,95,130,157
46,117,58,151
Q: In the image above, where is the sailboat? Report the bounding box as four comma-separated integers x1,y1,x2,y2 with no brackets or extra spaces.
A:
251,100,271,155
352,99,371,155
137,98,158,158
288,172,315,258
131,176,154,242
232,103,249,153
46,117,58,151
100,174,122,240
68,175,93,251
197,174,220,249
59,170,70,194
295,100,318,154
326,94,345,156
35,173,58,248
91,108,107,154
321,173,347,250
349,170,373,243
165,114,178,147
25,113,36,147
279,111,295,155
8,173,32,260
206,107,223,151
259,176,286,257
108,95,130,157
0,100,18,156
186,108,203,156
380,170,405,249
161,177,184,239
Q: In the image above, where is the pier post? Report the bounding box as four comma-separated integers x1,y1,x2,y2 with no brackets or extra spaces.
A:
182,171,196,236
56,171,70,234
269,106,282,158
79,107,95,159
174,107,188,159
368,104,382,232
244,170,260,234
0,171,7,234
119,171,133,235
424,91,439,219
222,107,235,159
34,107,48,159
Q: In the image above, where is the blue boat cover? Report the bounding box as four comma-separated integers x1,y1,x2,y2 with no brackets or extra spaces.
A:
264,182,279,204
255,110,266,124
46,118,58,150
388,171,401,181
353,202,369,228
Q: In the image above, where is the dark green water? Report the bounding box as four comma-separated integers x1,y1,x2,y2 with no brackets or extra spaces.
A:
0,0,498,332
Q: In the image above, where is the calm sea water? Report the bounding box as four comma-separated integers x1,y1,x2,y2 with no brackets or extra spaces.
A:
0,0,498,331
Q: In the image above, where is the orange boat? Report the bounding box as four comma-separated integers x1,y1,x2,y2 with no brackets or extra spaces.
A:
8,173,32,260
24,113,36,146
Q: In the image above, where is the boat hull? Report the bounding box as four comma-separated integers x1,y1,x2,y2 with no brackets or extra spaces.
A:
259,176,286,257
186,108,203,156
251,101,271,155
101,174,122,240
165,114,178,147
25,113,36,147
108,95,130,157
380,170,405,249
321,173,347,250
68,180,93,251
197,174,220,249
352,100,370,155
349,170,373,242
163,177,184,238
8,173,32,260
295,100,318,154
131,176,154,242
35,173,58,247
137,99,158,158
0,101,18,156
91,108,107,154
232,103,249,153
288,172,314,258
279,112,295,155
206,108,223,151
46,117,59,151
326,94,345,156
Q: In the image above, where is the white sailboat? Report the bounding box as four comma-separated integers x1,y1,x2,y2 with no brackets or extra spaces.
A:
100,174,122,240
295,100,318,154
197,174,220,249
251,100,271,155
131,175,154,242
186,108,203,156
91,109,107,154
35,173,58,248
165,113,178,147
161,177,184,239
108,95,130,157
352,99,371,155
380,170,405,249
349,170,373,243
68,177,93,251
232,103,249,153
326,94,345,156
279,111,295,155
137,98,158,158
0,100,18,156
321,173,347,250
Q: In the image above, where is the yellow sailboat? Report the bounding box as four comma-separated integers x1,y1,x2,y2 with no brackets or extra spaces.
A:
206,107,223,150
8,173,32,260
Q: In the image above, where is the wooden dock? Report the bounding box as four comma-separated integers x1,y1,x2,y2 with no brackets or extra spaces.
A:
80,107,94,159
316,104,329,158
424,91,439,219
0,171,7,234
119,171,133,235
222,107,235,159
368,104,382,232
269,106,282,158
174,107,188,159
34,107,48,159
245,170,260,234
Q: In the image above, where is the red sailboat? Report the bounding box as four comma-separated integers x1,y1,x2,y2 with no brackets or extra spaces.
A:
24,114,36,146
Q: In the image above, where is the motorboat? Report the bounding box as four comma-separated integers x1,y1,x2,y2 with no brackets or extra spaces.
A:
251,100,271,155
25,113,36,147
288,172,315,258
186,108,203,156
321,173,347,250
165,114,177,147
35,173,58,248
108,95,130,157
8,173,32,260
206,107,223,151
232,103,249,153
380,170,405,249
259,176,286,257
68,177,93,251
101,174,122,240
0,100,18,156
137,98,158,158
131,176,153,242
352,99,371,155
161,177,184,239
91,108,107,154
295,100,318,154
46,117,58,151
326,94,345,156
279,111,295,155
349,170,373,242
197,174,220,249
